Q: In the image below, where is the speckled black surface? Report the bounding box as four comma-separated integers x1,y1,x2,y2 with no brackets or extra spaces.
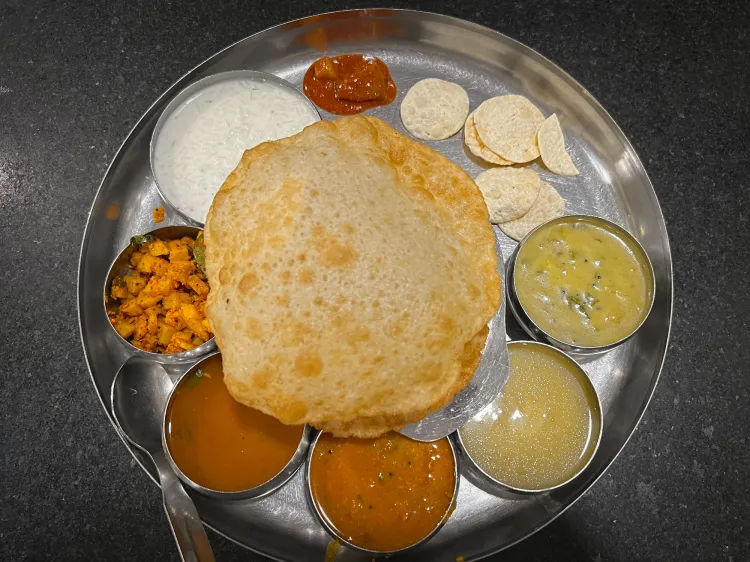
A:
1,0,748,560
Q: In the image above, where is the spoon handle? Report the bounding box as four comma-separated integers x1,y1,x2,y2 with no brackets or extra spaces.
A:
153,450,216,562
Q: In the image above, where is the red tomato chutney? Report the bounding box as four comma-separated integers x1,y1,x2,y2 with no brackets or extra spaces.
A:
303,54,397,115
165,355,305,492
309,432,456,552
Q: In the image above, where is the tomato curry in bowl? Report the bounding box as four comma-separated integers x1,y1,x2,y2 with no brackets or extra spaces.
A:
306,431,458,554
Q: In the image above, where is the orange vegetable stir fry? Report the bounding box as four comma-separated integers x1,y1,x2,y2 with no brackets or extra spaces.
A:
107,233,212,353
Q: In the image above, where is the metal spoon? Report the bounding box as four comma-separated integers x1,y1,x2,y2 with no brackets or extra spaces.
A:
111,357,216,562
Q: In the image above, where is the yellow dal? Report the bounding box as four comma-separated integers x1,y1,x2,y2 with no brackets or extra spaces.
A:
459,343,600,490
515,218,651,347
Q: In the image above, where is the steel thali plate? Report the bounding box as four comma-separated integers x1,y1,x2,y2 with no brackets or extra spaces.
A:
78,9,673,561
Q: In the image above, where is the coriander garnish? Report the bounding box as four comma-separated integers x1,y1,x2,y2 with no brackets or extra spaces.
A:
185,368,205,389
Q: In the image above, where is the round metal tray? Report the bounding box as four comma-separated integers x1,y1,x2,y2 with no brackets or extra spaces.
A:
78,9,673,561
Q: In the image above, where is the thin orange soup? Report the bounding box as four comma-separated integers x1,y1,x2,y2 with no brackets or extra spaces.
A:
309,432,455,552
165,355,304,492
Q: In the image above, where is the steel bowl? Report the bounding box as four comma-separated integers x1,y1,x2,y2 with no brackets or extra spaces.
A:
103,224,216,364
149,69,321,227
305,431,460,556
506,215,656,355
162,351,312,501
455,341,603,499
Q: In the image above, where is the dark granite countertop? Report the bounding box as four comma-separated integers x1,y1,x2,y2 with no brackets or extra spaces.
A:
1,0,748,560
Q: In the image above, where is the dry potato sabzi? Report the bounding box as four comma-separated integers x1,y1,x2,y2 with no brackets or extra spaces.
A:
107,232,212,354
153,206,166,223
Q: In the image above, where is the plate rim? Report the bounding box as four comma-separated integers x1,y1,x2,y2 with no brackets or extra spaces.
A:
77,8,674,561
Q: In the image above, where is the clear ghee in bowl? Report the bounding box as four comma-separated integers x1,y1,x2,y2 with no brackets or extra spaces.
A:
459,342,601,491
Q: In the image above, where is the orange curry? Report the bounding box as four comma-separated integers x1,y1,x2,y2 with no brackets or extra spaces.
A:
303,54,397,115
165,355,305,492
309,432,456,552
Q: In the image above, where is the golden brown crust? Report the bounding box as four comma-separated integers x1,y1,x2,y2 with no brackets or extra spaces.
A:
316,325,489,437
205,115,500,437
361,116,501,313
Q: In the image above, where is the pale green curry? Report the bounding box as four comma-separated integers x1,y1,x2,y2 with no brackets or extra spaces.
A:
515,218,652,347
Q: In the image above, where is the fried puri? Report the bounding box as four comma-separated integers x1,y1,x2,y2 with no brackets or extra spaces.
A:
204,115,500,437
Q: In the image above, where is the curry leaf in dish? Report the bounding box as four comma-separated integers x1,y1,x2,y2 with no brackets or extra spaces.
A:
130,234,156,246
192,233,206,274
